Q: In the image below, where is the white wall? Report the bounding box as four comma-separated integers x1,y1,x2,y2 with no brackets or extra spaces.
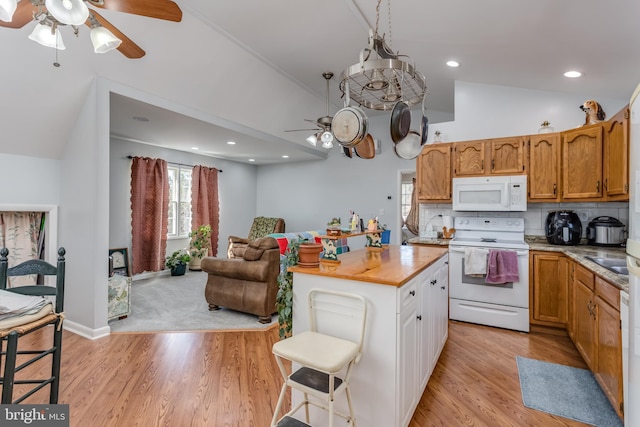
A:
256,109,424,247
427,81,627,143
0,154,60,204
109,138,258,259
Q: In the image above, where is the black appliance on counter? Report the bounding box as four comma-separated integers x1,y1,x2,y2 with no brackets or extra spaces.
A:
586,216,627,246
545,210,582,245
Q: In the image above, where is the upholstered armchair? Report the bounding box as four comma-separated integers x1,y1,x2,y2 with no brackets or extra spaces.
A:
227,216,285,258
201,237,280,323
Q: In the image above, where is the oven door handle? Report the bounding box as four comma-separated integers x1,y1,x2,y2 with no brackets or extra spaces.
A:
449,247,529,257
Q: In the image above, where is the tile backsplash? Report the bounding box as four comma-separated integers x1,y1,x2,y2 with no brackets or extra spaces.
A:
419,202,630,238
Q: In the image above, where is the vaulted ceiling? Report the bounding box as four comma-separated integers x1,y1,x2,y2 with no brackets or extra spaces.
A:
2,0,639,164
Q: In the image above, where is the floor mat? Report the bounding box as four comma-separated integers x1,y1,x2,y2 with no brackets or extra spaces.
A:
516,356,622,427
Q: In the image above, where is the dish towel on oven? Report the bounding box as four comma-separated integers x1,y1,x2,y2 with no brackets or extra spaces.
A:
464,247,489,276
485,250,519,284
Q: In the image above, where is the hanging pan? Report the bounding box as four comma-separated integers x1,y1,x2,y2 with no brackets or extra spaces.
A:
420,92,429,145
394,130,423,160
390,100,411,143
354,133,376,159
333,79,369,148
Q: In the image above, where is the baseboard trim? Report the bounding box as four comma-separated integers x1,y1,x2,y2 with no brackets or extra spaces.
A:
64,320,111,340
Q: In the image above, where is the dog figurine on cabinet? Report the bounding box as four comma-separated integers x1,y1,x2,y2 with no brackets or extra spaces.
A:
580,99,606,126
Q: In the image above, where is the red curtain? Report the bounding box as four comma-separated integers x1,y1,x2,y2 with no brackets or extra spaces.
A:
191,165,220,257
130,157,169,274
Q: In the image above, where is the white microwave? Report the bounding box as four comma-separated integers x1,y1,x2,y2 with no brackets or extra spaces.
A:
452,175,527,211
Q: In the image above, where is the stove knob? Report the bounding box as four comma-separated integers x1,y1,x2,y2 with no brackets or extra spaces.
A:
514,220,521,226
506,220,513,226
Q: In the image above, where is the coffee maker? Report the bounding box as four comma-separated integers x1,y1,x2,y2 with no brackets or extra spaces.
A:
545,210,582,245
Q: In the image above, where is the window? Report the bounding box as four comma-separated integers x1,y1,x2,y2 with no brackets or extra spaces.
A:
167,165,192,238
401,181,413,222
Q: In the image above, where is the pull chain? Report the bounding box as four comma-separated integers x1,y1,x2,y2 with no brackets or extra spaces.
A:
374,0,382,37
387,0,392,49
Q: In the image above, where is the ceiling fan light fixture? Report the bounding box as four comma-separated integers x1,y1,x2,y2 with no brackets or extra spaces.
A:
306,134,318,146
28,22,66,50
320,131,334,149
0,0,17,22
45,0,89,26
90,26,122,53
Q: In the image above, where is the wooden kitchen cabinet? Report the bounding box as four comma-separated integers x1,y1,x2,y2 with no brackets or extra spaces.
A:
530,251,568,327
452,137,526,177
603,105,629,201
489,136,526,174
561,124,603,199
528,133,561,202
595,276,624,418
417,144,452,202
453,140,485,176
572,264,597,370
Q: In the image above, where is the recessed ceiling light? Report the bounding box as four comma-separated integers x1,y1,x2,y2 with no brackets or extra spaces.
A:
446,60,459,68
227,141,236,145
282,155,289,159
191,147,199,150
248,159,255,162
564,70,582,78
132,116,149,122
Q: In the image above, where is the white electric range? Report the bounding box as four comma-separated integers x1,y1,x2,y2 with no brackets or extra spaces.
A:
448,217,530,332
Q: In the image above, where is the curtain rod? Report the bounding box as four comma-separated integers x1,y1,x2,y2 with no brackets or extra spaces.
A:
126,156,222,172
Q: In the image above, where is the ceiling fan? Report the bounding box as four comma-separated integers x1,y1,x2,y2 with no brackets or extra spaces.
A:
0,0,182,58
285,71,335,149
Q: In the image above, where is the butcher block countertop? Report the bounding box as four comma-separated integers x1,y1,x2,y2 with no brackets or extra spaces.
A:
288,245,448,287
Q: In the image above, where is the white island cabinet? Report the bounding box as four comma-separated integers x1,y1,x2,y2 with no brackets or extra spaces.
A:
288,245,449,427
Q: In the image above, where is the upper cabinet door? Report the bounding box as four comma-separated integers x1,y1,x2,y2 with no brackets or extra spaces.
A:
417,144,452,202
603,105,629,200
490,137,526,175
453,141,485,176
561,125,603,199
529,133,561,201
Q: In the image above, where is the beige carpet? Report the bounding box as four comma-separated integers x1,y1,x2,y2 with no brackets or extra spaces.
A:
108,271,277,333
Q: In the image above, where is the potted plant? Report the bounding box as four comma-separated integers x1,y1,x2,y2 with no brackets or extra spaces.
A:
189,224,212,271
297,238,323,266
276,238,300,339
165,249,191,276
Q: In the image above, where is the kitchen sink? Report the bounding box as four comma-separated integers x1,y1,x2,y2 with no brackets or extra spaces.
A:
585,256,628,275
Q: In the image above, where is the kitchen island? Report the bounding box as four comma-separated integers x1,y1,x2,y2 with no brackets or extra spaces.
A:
288,245,448,427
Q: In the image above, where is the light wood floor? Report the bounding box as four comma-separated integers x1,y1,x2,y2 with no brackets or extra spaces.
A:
7,320,592,427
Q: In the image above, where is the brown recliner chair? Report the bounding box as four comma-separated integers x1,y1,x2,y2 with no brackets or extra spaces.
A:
201,237,280,323
227,216,285,258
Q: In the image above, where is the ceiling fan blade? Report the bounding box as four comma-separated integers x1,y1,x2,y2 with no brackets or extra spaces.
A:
285,128,320,132
0,1,35,29
88,0,182,22
86,9,145,58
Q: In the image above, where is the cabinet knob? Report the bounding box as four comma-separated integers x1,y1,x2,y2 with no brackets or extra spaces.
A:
441,286,446,290
409,290,416,296
417,315,422,321
430,280,437,286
